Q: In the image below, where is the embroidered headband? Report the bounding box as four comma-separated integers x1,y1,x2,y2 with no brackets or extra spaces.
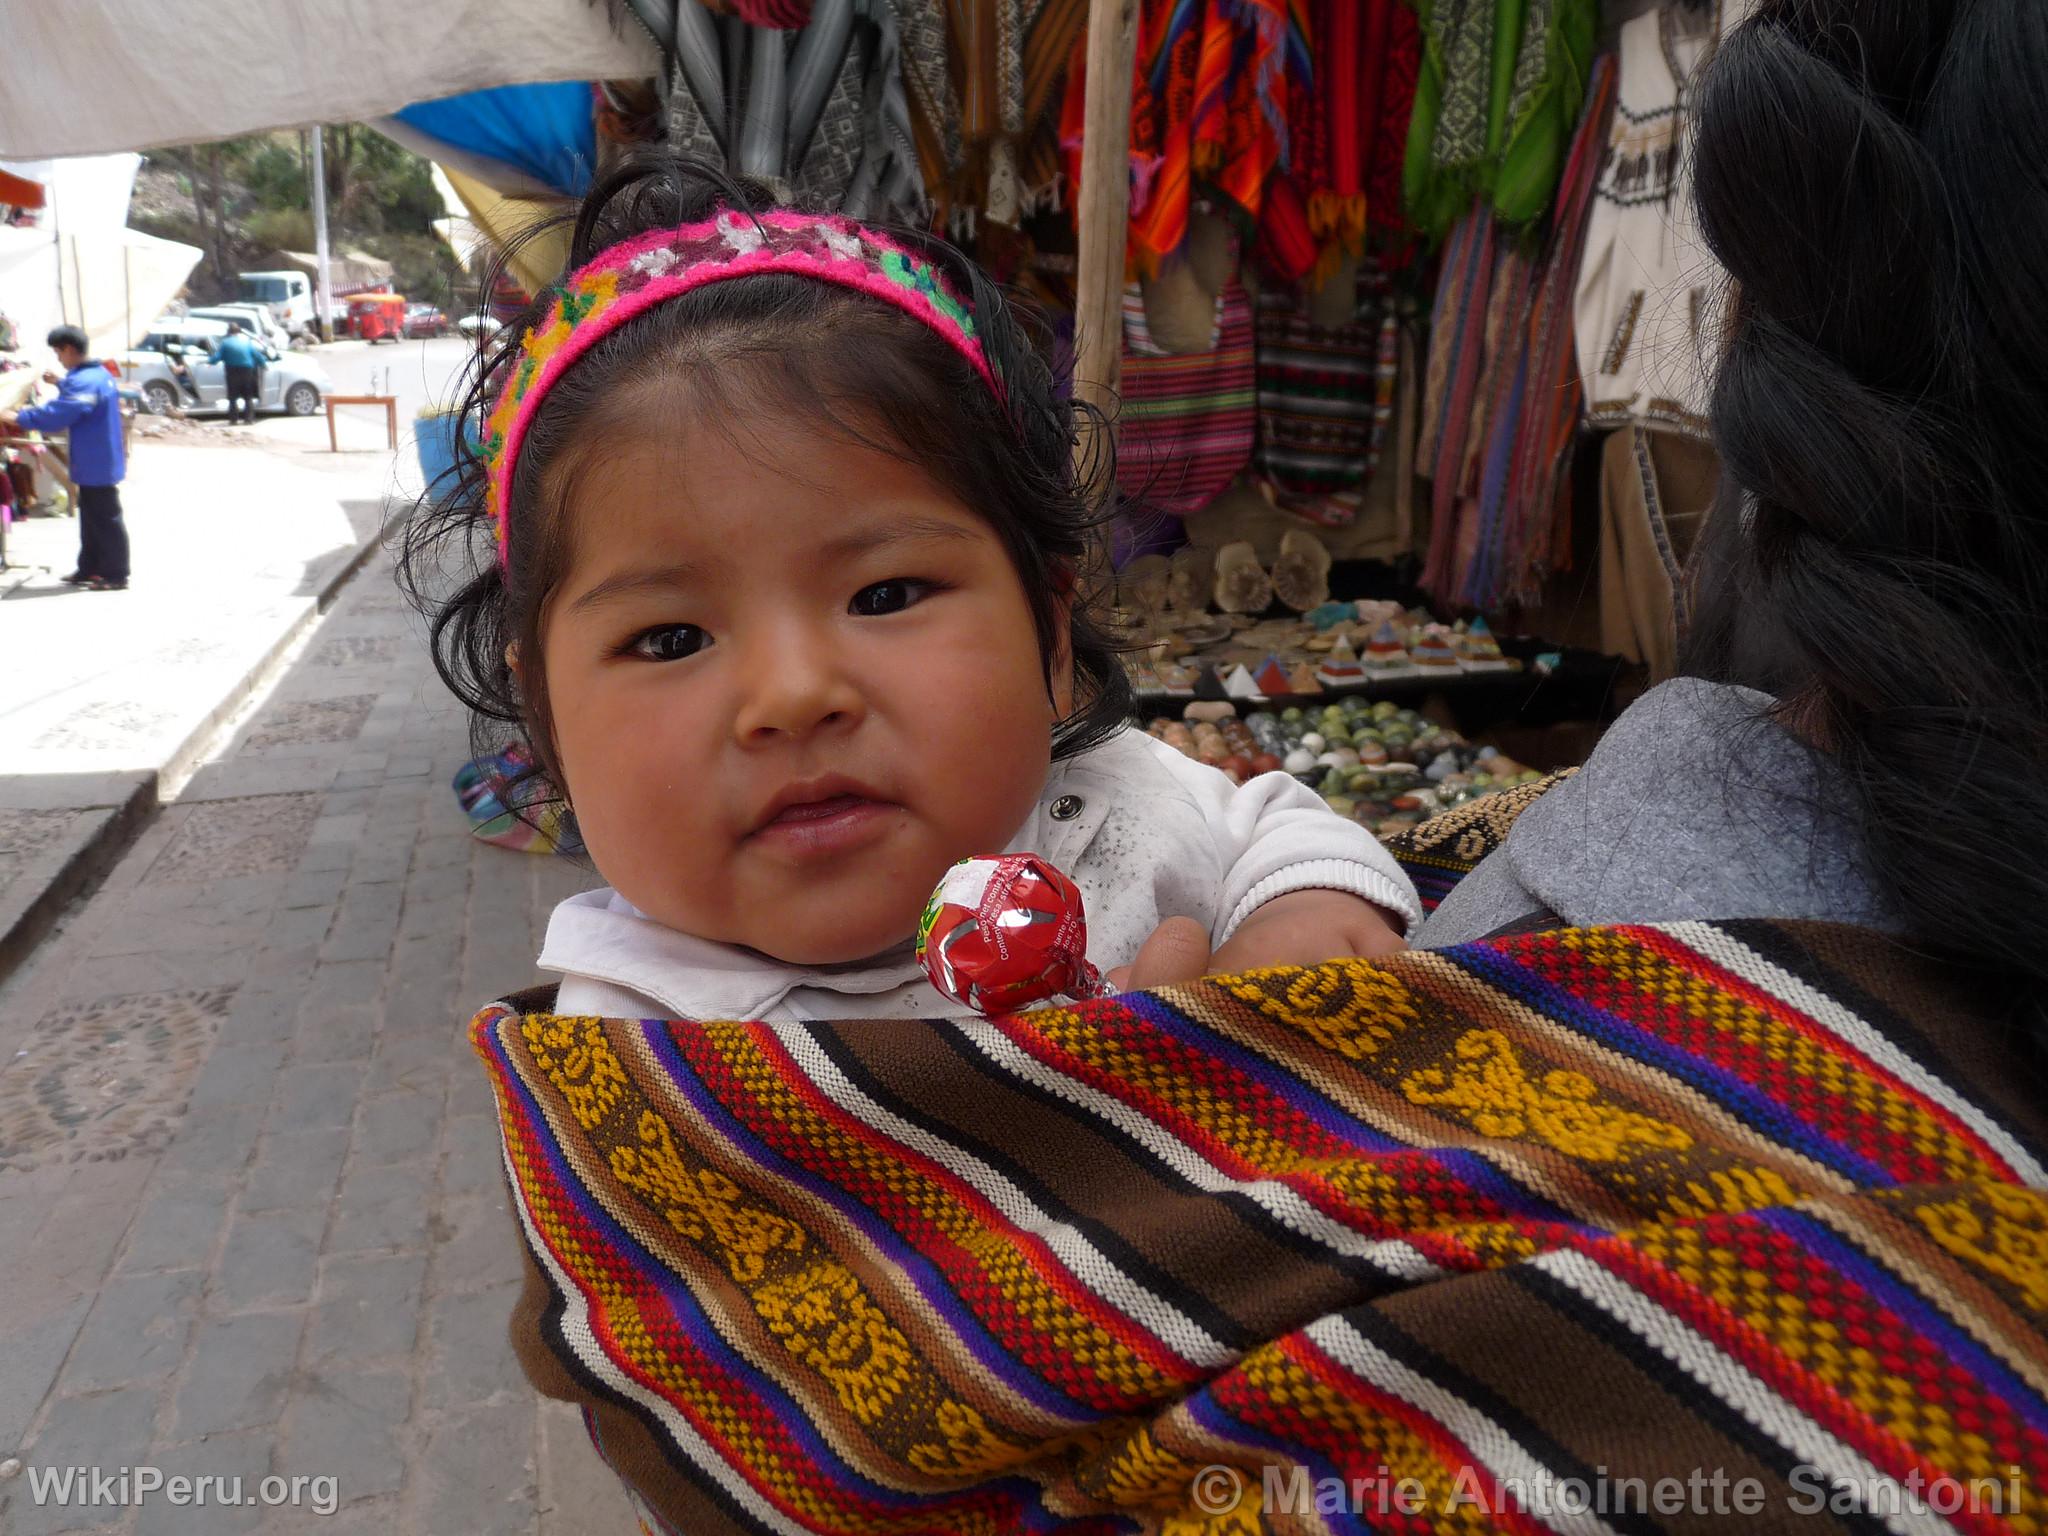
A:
483,209,999,565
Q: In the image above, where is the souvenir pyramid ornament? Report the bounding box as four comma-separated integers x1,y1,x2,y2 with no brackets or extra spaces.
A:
1411,624,1461,670
1362,618,1418,676
1223,664,1263,699
1456,614,1511,671
1253,655,1293,696
1315,631,1367,686
1285,661,1325,695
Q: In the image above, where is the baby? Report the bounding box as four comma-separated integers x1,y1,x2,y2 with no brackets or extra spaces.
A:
413,157,1417,1020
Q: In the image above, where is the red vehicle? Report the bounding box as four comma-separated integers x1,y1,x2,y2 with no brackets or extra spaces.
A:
404,303,448,338
347,291,407,343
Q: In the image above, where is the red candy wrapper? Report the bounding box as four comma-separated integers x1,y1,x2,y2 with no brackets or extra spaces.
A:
916,854,1112,1015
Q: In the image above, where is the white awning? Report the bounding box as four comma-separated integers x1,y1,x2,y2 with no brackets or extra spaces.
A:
0,224,203,359
0,0,658,158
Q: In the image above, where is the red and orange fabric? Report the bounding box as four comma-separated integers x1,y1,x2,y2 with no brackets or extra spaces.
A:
1065,0,1308,275
1258,0,1424,285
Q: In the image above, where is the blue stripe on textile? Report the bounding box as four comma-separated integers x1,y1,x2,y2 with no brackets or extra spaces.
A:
482,1021,1040,1523
1756,1207,2048,1439
635,1018,1117,1424
1148,0,1201,92
1118,990,1588,1229
1443,942,1898,1187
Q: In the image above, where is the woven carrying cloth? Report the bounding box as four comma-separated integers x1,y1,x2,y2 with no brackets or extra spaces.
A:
470,781,2048,1535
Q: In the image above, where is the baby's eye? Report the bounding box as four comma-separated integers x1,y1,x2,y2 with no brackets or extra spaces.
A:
850,578,936,617
625,624,710,662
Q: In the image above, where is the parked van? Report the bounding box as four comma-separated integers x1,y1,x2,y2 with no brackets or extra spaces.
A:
236,270,317,337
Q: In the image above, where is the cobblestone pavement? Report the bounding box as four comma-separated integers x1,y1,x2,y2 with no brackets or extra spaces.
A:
0,544,639,1534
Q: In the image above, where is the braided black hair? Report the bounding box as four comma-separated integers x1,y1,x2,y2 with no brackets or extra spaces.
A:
1685,0,2048,1043
400,151,1131,813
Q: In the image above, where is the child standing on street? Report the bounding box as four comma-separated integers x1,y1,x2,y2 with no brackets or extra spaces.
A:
408,154,1416,1023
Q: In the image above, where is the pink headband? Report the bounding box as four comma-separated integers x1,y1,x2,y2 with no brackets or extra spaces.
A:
482,209,999,565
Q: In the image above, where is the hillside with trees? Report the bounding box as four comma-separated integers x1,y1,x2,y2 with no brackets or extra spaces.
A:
131,127,472,310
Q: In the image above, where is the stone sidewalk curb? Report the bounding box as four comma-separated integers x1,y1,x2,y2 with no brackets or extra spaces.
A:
0,496,412,986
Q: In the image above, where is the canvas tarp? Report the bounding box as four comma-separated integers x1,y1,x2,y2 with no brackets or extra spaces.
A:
0,0,657,159
0,223,203,360
431,165,571,298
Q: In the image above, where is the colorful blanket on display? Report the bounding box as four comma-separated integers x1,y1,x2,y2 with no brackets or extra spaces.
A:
469,791,2048,1535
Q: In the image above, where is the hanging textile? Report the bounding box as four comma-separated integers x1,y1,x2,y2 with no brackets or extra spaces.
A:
1493,0,1596,222
1403,0,1595,240
898,0,968,207
1574,3,1734,436
943,0,1033,222
663,0,928,220
1419,47,1613,608
1503,48,1615,589
1012,0,1090,211
1259,0,1425,282
1252,280,1399,518
1598,421,1718,679
1064,0,1308,274
1115,277,1256,515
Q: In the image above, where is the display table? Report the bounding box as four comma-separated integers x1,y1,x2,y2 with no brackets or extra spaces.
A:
323,394,399,452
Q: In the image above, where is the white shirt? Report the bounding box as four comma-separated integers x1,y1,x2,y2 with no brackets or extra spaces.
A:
540,727,1421,1021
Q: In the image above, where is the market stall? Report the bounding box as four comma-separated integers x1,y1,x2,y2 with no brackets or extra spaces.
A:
397,0,1732,836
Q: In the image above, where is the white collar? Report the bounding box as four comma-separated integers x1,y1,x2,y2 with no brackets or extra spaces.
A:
538,737,1125,1019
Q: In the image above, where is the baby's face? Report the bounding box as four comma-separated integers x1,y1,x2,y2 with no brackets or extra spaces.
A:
539,413,1071,966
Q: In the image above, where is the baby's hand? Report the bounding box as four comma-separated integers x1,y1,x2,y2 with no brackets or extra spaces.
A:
1107,891,1407,990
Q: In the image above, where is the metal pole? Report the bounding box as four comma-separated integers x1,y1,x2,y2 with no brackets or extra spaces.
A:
310,125,334,342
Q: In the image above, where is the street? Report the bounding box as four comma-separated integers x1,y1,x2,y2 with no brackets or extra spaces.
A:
310,335,478,428
0,370,639,1530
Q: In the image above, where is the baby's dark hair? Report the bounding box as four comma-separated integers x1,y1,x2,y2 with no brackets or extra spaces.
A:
400,151,1132,799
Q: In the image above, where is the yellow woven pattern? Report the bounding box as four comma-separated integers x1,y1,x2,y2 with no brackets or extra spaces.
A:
516,1014,1038,1501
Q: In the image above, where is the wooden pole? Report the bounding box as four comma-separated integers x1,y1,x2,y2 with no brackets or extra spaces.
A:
1070,0,1139,478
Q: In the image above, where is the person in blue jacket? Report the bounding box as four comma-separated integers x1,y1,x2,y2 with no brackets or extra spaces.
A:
206,320,270,425
0,326,130,589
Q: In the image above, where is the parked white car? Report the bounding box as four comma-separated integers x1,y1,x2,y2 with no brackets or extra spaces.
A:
122,318,332,417
186,304,293,355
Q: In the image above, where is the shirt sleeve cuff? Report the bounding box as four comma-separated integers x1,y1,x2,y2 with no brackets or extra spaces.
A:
1222,859,1423,942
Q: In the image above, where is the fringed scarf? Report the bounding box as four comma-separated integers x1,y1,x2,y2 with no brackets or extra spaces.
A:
470,781,2048,1536
1420,46,1613,608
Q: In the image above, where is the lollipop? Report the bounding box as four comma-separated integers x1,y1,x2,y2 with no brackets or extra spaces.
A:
916,854,1113,1015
